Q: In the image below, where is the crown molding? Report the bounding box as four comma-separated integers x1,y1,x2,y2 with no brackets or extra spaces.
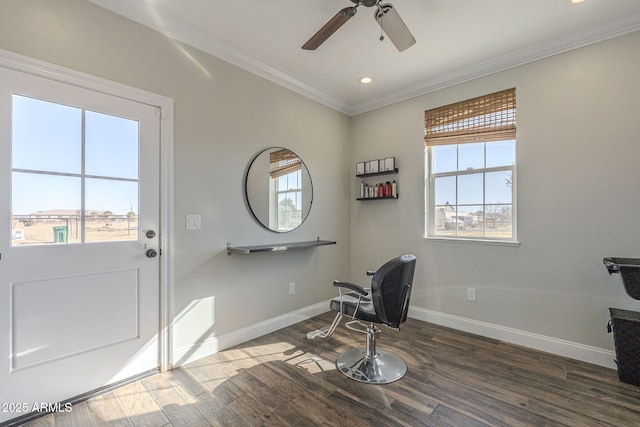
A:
86,0,351,114
88,1,640,117
349,16,640,115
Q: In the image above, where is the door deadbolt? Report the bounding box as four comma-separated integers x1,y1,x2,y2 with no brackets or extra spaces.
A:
146,230,156,239
146,249,158,258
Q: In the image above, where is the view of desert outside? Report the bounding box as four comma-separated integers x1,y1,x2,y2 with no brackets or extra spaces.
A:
10,95,139,246
430,140,515,239
12,212,138,245
433,215,513,239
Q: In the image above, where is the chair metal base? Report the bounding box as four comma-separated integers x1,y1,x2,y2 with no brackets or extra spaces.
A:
336,347,407,384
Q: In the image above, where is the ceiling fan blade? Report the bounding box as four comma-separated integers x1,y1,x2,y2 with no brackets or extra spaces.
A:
375,4,416,52
302,7,357,50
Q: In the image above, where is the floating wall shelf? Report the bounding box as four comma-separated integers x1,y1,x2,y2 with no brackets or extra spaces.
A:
356,168,398,178
356,195,399,201
227,237,336,255
356,166,399,200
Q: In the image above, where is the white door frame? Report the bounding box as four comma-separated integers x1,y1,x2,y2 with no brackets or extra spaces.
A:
0,49,175,371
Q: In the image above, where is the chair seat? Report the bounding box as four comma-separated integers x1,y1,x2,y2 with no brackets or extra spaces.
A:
330,292,380,324
312,254,416,384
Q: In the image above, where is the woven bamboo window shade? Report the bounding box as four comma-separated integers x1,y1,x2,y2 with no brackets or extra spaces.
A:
269,149,302,178
425,88,516,146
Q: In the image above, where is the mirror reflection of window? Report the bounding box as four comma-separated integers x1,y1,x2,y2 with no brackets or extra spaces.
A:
275,170,302,231
245,147,312,232
269,149,302,232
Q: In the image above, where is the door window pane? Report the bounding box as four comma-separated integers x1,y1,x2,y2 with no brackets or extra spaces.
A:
12,95,81,174
12,173,81,245
85,111,139,179
85,179,138,242
11,97,140,246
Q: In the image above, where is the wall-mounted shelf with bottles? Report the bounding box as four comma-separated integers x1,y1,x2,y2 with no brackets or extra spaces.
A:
357,168,398,179
356,158,398,201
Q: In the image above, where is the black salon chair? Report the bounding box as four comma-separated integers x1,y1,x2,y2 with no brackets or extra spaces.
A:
307,254,416,384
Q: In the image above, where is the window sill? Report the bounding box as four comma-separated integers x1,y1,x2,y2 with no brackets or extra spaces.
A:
424,236,521,247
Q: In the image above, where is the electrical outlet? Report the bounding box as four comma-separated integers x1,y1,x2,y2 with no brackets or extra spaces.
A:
467,287,477,301
289,282,296,295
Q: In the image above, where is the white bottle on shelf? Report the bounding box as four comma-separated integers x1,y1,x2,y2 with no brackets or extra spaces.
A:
392,180,397,198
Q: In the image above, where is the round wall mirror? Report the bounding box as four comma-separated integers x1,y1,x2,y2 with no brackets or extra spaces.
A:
244,147,313,232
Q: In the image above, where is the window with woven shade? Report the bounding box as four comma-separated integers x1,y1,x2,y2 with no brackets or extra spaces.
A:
424,88,517,242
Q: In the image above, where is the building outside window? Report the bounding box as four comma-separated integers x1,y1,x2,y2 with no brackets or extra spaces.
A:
425,88,517,241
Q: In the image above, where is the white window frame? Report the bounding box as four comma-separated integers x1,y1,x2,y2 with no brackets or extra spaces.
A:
425,141,518,244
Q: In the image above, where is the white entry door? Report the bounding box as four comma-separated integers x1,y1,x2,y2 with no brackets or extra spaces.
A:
0,66,161,423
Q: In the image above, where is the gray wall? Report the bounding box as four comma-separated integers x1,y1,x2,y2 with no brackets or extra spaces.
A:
0,0,351,361
2,0,639,363
349,30,640,351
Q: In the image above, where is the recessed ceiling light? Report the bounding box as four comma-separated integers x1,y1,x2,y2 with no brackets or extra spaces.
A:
359,76,373,84
571,0,586,4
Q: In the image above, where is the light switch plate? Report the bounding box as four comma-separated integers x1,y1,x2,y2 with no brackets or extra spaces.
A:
186,214,201,230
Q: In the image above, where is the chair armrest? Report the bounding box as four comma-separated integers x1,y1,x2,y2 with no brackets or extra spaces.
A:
333,280,368,296
366,270,376,276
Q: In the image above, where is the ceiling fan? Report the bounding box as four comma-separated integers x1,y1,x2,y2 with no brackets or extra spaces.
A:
302,0,416,52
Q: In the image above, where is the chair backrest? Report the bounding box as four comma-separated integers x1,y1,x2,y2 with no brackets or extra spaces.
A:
370,254,416,328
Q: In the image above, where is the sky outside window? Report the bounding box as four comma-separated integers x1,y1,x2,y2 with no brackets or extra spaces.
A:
11,95,139,216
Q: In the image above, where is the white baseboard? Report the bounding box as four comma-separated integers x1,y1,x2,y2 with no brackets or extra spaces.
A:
173,302,616,370
408,306,616,369
172,301,329,367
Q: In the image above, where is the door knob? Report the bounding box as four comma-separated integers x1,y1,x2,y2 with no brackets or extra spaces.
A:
146,249,158,258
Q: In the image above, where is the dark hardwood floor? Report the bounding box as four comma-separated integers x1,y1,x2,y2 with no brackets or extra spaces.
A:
18,311,640,426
